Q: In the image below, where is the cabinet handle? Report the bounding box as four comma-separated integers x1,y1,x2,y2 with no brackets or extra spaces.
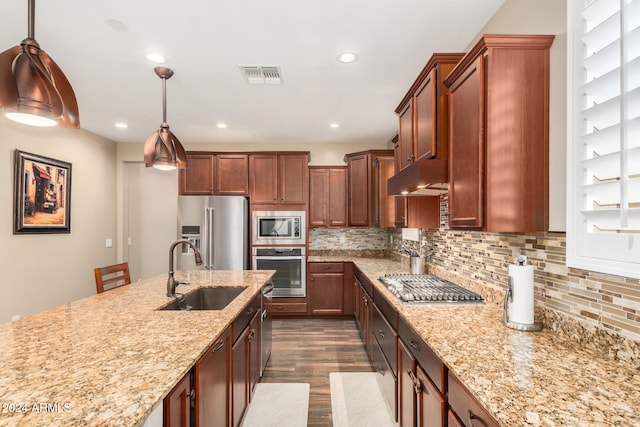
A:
378,329,385,338
246,307,256,317
248,329,256,341
468,410,481,427
407,369,421,395
409,339,421,352
211,341,224,353
322,266,331,270
378,366,386,376
274,306,284,311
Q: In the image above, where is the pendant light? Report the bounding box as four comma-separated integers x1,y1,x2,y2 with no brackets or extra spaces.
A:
143,67,187,171
0,0,79,128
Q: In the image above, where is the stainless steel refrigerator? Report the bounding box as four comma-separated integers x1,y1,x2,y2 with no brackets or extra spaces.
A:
177,196,249,270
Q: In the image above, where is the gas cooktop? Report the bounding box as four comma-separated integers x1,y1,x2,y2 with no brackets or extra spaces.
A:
379,274,483,304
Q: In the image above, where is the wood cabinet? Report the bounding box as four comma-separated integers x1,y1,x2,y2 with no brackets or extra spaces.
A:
180,153,215,195
249,153,309,206
448,371,500,427
373,157,395,227
444,35,554,232
345,150,394,227
164,371,193,427
395,54,464,170
309,262,344,315
354,275,373,359
179,153,249,196
308,166,347,227
231,295,261,427
195,326,231,427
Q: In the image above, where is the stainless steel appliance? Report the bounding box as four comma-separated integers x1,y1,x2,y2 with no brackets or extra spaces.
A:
252,210,306,246
260,281,273,376
379,274,483,303
177,196,249,270
252,247,306,297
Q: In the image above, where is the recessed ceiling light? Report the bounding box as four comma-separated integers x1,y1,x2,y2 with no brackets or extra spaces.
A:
146,53,166,64
329,123,340,128
216,123,228,129
115,122,128,129
337,52,358,63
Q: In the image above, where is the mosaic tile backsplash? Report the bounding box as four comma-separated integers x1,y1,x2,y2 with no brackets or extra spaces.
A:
310,195,640,364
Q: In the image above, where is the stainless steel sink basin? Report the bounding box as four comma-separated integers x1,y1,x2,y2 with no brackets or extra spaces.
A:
160,287,246,311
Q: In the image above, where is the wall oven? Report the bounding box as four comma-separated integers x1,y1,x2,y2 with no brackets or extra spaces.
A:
252,247,306,297
252,211,306,246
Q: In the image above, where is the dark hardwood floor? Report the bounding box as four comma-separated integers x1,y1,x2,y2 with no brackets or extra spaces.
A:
260,317,372,426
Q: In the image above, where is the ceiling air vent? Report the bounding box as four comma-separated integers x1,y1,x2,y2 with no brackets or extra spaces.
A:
239,65,283,85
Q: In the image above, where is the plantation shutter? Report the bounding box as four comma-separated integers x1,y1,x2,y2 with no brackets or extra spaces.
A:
568,0,640,278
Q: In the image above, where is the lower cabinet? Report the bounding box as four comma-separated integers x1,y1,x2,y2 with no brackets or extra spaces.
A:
232,309,260,427
309,262,344,315
448,371,500,427
164,371,193,427
195,326,231,427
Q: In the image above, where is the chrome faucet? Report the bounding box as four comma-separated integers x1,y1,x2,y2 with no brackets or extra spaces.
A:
167,239,203,297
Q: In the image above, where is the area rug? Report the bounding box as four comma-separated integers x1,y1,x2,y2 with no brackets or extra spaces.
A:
241,382,310,427
330,372,397,427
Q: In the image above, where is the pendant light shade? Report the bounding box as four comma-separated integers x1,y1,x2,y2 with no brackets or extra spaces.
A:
144,67,187,171
0,0,79,128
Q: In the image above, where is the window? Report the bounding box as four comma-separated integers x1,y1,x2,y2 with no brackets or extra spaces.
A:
567,0,640,279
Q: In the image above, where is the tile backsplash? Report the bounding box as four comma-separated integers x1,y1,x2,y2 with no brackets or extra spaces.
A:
309,227,388,251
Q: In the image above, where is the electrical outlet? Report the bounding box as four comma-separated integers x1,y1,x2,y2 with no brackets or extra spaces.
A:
105,238,113,248
340,234,346,244
11,314,20,322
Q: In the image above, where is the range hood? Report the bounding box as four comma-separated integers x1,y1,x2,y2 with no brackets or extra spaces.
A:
387,158,448,196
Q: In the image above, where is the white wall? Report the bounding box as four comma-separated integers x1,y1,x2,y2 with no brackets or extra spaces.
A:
0,117,117,323
470,0,568,231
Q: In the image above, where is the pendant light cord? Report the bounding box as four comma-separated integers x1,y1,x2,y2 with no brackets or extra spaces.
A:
162,76,167,123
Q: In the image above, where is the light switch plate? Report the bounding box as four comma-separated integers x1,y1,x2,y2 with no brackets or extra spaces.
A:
106,238,113,248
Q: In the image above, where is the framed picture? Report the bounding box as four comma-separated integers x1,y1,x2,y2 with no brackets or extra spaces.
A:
13,150,72,234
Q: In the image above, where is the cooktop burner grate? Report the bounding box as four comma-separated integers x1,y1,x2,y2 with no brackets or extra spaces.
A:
379,274,483,304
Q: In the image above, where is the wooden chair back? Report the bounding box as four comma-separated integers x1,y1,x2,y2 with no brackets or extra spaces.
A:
94,262,132,294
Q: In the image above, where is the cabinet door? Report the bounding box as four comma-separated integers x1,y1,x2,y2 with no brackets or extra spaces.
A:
448,55,484,229
248,313,260,402
406,197,440,230
398,102,414,169
395,196,407,227
414,69,437,161
308,168,328,227
179,154,215,195
416,365,445,427
164,372,193,427
347,154,371,226
249,154,278,204
327,168,347,226
310,272,344,315
398,339,417,427
231,327,249,427
196,327,231,427
279,154,308,204
216,154,249,195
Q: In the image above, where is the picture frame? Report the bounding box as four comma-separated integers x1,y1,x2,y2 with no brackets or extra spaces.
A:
13,150,72,234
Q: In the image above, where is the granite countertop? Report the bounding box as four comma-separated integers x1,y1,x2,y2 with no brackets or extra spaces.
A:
0,270,274,427
309,256,640,426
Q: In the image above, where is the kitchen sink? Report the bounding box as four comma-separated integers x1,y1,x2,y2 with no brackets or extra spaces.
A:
160,287,246,311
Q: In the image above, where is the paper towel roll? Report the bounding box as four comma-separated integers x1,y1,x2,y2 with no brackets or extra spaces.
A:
508,264,534,324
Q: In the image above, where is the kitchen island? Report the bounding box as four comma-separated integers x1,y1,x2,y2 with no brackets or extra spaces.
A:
0,270,274,427
309,255,640,427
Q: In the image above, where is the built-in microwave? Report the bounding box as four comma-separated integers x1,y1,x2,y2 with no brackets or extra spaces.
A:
252,211,306,246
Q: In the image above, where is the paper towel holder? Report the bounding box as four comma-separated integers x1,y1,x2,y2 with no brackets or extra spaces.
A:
503,254,543,332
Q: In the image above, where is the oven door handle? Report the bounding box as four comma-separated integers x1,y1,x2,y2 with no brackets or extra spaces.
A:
253,256,305,261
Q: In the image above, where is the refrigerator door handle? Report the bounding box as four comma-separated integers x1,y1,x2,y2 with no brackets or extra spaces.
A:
205,207,213,270
209,207,215,269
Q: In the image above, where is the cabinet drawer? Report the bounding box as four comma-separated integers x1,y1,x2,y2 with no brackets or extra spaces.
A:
372,338,397,422
233,295,261,343
309,262,344,273
271,302,308,314
398,316,445,394
372,288,397,330
448,371,500,427
372,304,397,377
355,268,373,297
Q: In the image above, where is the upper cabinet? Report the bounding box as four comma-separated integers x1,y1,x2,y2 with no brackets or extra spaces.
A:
179,153,249,196
249,153,309,206
395,53,465,170
444,34,554,232
345,150,394,227
309,166,347,228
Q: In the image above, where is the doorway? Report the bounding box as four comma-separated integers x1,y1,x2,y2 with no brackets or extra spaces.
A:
123,162,178,281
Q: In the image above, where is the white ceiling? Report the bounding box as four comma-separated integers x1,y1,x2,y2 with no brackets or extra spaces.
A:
0,0,505,145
